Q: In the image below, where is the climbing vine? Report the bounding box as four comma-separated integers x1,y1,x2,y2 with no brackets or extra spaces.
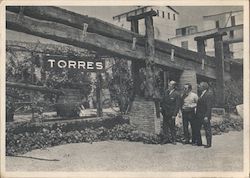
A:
6,42,92,121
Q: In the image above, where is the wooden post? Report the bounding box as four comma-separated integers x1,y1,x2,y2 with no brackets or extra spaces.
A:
131,19,139,34
196,39,206,55
144,15,161,119
214,34,225,107
130,19,141,97
223,42,231,60
163,71,169,90
144,15,155,99
31,64,35,121
96,72,103,117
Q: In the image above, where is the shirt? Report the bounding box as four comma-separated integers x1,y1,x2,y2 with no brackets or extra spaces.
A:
200,90,207,98
182,92,198,111
169,89,175,95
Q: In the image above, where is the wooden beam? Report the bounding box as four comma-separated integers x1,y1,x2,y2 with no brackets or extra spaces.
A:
6,40,95,56
6,92,25,100
6,82,64,94
6,11,228,79
7,6,139,44
219,24,243,33
6,6,219,67
127,10,157,21
223,37,243,44
6,12,145,59
194,32,227,41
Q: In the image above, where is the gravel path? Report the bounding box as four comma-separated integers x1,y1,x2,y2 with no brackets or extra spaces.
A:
6,131,243,172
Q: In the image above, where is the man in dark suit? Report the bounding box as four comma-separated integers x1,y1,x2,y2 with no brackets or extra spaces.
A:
160,80,181,145
195,82,213,148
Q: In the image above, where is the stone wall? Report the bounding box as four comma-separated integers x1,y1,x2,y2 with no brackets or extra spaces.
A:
129,97,161,134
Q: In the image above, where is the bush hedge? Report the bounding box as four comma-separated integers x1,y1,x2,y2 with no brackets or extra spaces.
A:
6,114,243,156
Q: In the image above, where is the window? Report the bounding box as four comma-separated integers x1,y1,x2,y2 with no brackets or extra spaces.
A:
215,20,219,28
168,13,170,19
176,29,182,36
162,11,165,18
173,14,176,21
181,28,186,36
181,41,188,49
231,16,235,26
204,40,207,47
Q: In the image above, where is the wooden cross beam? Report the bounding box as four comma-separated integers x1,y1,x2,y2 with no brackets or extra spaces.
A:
194,32,227,41
7,6,227,69
6,82,64,94
127,10,157,21
6,11,231,80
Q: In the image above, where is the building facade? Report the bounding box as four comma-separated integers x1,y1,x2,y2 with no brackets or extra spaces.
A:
113,6,179,42
169,10,243,59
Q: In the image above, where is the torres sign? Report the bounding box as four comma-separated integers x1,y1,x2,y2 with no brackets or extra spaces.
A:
45,58,105,72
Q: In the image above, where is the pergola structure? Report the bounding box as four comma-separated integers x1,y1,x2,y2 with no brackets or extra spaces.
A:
6,6,241,133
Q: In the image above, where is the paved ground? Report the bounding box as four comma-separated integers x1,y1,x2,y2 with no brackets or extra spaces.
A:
6,131,243,172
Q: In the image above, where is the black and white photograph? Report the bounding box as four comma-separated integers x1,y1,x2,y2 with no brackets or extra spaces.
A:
1,0,249,178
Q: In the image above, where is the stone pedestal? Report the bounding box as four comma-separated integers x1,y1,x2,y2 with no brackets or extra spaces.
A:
129,97,161,134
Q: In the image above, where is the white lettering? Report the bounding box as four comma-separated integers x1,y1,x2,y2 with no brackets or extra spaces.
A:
87,62,94,69
96,62,103,70
68,60,77,68
47,59,104,71
48,59,55,68
78,61,86,69
58,60,67,68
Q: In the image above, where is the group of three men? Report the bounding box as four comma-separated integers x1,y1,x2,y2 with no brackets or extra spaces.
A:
160,81,213,148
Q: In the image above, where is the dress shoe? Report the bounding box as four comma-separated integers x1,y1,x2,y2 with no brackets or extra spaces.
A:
204,145,211,148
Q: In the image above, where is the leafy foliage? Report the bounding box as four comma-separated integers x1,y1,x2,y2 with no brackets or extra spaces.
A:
6,114,243,155
6,43,92,121
224,79,243,111
106,58,134,114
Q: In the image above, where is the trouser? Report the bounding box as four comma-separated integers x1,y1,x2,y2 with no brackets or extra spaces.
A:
162,112,176,142
195,118,212,146
182,110,196,143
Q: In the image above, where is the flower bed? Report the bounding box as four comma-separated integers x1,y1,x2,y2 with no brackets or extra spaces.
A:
6,114,243,156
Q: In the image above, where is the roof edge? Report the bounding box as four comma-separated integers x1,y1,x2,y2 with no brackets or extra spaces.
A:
203,10,243,19
113,6,179,19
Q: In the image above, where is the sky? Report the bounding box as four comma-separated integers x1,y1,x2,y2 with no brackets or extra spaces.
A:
61,6,243,31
